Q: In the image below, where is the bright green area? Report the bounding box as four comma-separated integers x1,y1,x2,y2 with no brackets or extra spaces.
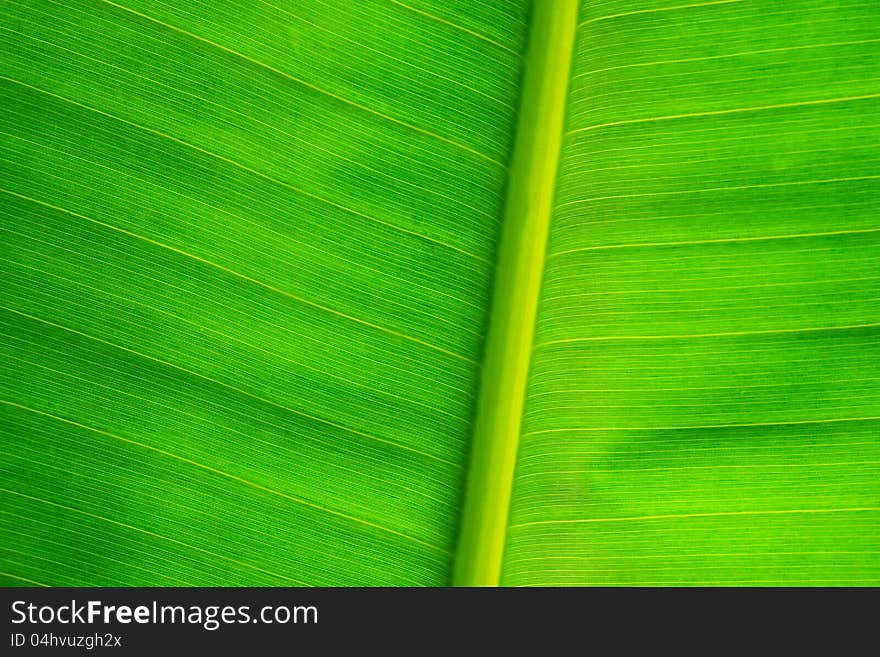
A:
503,0,880,585
2,0,879,588
452,0,577,587
0,0,528,586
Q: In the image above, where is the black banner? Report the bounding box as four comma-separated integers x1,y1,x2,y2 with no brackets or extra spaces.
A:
0,587,870,653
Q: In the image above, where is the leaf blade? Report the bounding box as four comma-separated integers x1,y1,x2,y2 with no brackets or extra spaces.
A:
503,0,880,586
0,0,528,585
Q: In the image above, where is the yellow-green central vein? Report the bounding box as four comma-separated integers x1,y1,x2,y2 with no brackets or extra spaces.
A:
452,0,579,587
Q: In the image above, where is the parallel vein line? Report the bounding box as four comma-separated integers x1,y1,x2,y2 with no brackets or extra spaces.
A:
0,400,449,554
0,76,487,264
1,253,470,414
386,0,518,54
548,226,880,258
509,506,880,529
0,188,475,364
0,570,48,586
98,0,503,165
0,486,309,583
0,130,485,314
554,176,880,210
578,0,742,28
513,579,880,585
0,25,499,223
0,305,457,467
541,275,880,299
505,550,880,562
1,508,212,584
534,322,880,347
527,376,880,395
573,37,880,78
516,460,880,477
258,0,514,105
521,416,880,437
3,350,455,508
567,94,880,134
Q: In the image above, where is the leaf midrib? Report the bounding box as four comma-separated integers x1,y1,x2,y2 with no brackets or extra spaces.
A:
452,0,579,587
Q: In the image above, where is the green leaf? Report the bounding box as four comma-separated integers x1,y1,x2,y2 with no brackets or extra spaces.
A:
0,0,527,586
503,0,880,586
1,0,878,588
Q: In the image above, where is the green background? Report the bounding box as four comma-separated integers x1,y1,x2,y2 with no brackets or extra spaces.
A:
2,0,878,586
505,0,880,585
0,0,527,586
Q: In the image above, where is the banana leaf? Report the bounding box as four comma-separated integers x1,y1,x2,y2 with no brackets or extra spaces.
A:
1,0,877,586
